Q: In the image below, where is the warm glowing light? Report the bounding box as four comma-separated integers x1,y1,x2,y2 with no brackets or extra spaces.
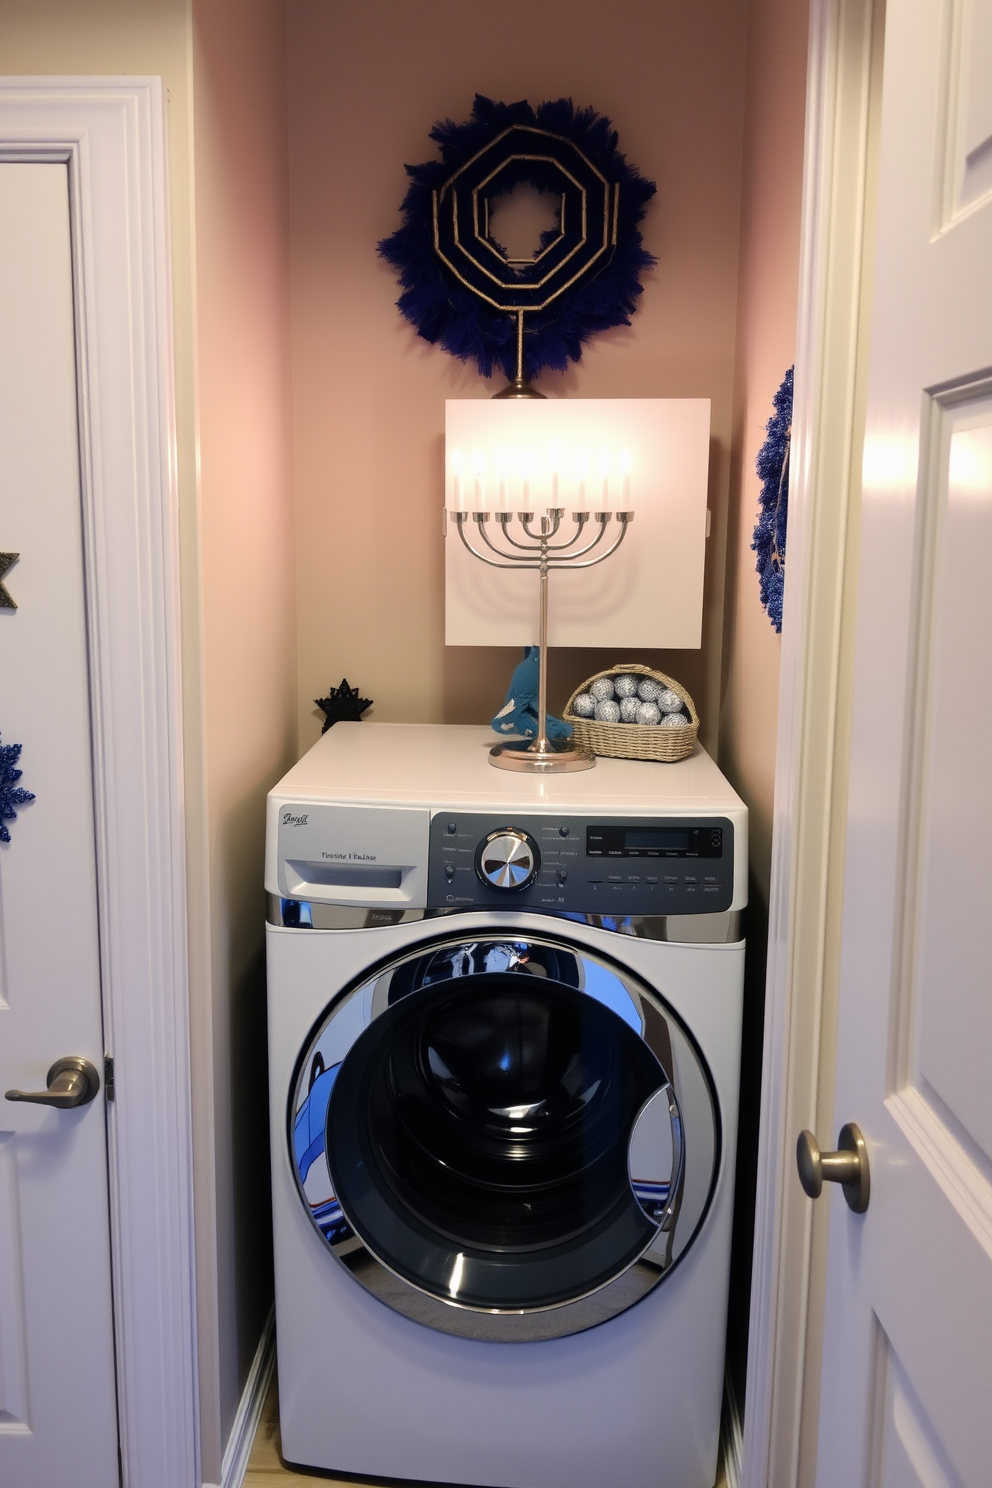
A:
619,447,632,511
449,446,465,511
494,447,511,510
861,435,916,492
445,442,637,513
518,447,537,512
470,447,486,510
595,446,611,510
949,428,992,500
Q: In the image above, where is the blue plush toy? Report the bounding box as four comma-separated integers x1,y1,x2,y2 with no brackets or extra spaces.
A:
491,647,573,741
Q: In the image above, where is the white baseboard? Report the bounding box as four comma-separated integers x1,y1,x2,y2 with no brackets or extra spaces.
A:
203,1308,275,1488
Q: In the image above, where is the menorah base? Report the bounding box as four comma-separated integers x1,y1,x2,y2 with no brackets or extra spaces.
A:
488,738,596,773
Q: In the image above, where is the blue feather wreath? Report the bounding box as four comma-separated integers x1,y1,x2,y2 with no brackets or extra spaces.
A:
752,367,793,633
378,95,656,383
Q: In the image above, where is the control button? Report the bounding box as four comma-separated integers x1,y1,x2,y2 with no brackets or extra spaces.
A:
476,828,540,891
557,869,568,884
664,874,679,884
447,822,457,834
704,874,719,883
444,864,456,880
646,875,659,884
588,878,603,884
558,824,570,837
607,874,623,883
683,875,699,884
627,876,640,884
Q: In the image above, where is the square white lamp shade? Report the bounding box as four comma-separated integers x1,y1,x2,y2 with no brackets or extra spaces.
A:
444,398,711,648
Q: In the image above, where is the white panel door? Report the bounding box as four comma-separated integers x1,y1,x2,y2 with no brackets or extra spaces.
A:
0,164,118,1485
812,1,992,1484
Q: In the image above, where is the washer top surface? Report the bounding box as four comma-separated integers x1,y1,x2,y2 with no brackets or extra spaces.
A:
274,723,744,815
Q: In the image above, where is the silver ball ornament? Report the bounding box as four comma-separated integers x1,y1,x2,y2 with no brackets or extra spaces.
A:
594,699,621,723
636,702,662,725
657,688,683,713
614,674,639,698
590,676,615,701
573,693,596,718
659,711,687,727
637,678,662,703
619,696,641,722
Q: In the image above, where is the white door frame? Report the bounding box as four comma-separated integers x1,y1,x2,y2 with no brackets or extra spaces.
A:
0,80,197,1488
741,2,883,1485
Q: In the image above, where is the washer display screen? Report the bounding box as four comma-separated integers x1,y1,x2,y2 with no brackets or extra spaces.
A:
586,825,723,858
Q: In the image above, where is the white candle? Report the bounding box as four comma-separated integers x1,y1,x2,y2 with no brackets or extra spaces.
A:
596,447,611,511
495,447,510,511
450,446,465,511
470,448,486,511
540,441,559,516
520,448,536,512
619,447,632,510
574,446,590,513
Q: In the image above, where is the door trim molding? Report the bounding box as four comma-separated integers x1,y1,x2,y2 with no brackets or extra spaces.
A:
0,79,196,1488
740,2,882,1484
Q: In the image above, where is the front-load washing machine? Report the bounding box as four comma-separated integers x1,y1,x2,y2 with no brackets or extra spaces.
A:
265,723,747,1488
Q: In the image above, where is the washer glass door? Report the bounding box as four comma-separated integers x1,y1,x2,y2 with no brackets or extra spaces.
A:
289,932,719,1341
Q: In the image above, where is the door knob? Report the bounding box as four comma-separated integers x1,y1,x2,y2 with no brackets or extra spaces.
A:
796,1122,870,1213
5,1056,101,1109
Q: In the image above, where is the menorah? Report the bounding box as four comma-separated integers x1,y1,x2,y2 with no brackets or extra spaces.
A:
450,505,634,772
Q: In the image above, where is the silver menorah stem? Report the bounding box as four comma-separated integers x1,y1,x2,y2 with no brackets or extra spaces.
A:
452,507,633,772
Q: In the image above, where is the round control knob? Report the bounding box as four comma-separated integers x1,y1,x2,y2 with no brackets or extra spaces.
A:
476,828,540,891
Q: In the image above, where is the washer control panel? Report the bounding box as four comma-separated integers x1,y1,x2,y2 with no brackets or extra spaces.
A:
428,814,734,915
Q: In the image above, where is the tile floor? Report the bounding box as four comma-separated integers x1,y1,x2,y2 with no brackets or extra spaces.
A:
245,1372,730,1487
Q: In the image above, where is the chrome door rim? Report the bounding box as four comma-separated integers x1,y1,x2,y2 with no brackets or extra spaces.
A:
287,929,720,1341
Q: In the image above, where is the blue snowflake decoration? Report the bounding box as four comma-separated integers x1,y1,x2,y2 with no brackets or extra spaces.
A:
0,734,35,843
378,94,656,383
752,367,793,633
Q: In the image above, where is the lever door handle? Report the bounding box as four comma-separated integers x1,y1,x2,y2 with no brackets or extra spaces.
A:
5,1056,101,1109
796,1122,870,1213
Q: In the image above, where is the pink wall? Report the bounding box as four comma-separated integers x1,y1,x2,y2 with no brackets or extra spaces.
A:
720,0,810,903
191,0,296,1472
286,0,750,752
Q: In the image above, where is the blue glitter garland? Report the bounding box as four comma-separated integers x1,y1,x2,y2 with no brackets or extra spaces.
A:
752,367,793,633
0,734,35,843
378,94,656,383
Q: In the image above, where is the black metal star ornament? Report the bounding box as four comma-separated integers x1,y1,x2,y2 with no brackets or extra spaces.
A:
0,552,19,609
315,679,373,733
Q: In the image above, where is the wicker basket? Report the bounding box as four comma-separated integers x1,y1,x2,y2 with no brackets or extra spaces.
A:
563,664,699,763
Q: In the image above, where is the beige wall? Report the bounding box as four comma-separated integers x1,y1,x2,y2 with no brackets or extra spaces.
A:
286,0,750,754
721,0,810,903
1,2,296,1481
191,0,295,1474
